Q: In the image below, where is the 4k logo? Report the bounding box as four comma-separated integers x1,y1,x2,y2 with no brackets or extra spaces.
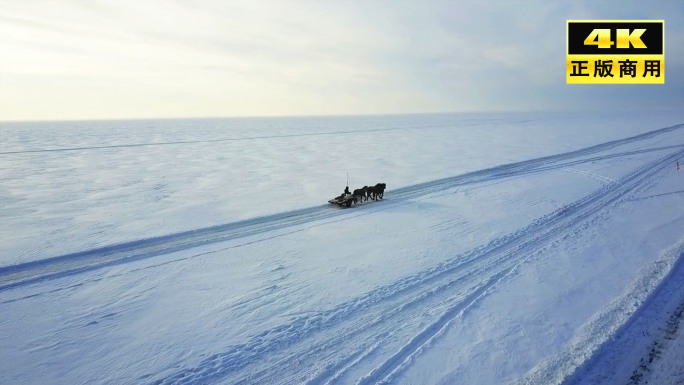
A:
584,29,646,49
567,20,664,84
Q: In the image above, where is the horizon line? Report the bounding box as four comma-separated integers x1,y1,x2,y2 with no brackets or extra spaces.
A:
2,107,672,125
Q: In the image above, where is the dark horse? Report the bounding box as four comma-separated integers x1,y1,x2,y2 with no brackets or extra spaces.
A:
353,186,368,202
367,183,386,200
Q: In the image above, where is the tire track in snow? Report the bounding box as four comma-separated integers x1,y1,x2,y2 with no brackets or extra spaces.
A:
356,266,518,385
0,124,682,291
147,148,684,384
562,167,618,184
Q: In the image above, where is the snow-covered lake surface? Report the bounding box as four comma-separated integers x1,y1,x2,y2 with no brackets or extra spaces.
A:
1,111,683,384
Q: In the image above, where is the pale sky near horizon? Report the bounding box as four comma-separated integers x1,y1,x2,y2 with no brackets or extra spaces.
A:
0,0,682,121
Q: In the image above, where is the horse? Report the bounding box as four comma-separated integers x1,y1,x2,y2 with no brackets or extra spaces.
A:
373,183,387,200
367,183,386,200
353,186,368,202
374,183,386,199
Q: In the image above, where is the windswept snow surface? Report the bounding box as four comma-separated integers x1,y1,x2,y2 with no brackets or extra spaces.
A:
1,112,684,385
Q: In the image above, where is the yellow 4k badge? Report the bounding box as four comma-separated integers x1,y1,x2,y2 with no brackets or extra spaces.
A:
567,20,664,84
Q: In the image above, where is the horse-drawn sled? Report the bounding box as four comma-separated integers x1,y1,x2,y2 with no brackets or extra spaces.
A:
328,183,386,208
328,194,357,207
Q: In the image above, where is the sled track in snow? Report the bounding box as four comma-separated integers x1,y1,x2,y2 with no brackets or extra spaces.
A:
146,149,684,383
0,123,682,292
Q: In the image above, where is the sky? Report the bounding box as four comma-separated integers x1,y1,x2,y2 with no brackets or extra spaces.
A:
0,0,682,121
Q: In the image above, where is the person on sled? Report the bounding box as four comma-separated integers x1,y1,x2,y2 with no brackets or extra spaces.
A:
336,186,351,201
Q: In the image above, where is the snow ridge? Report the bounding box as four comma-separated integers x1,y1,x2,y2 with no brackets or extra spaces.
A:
518,242,684,385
